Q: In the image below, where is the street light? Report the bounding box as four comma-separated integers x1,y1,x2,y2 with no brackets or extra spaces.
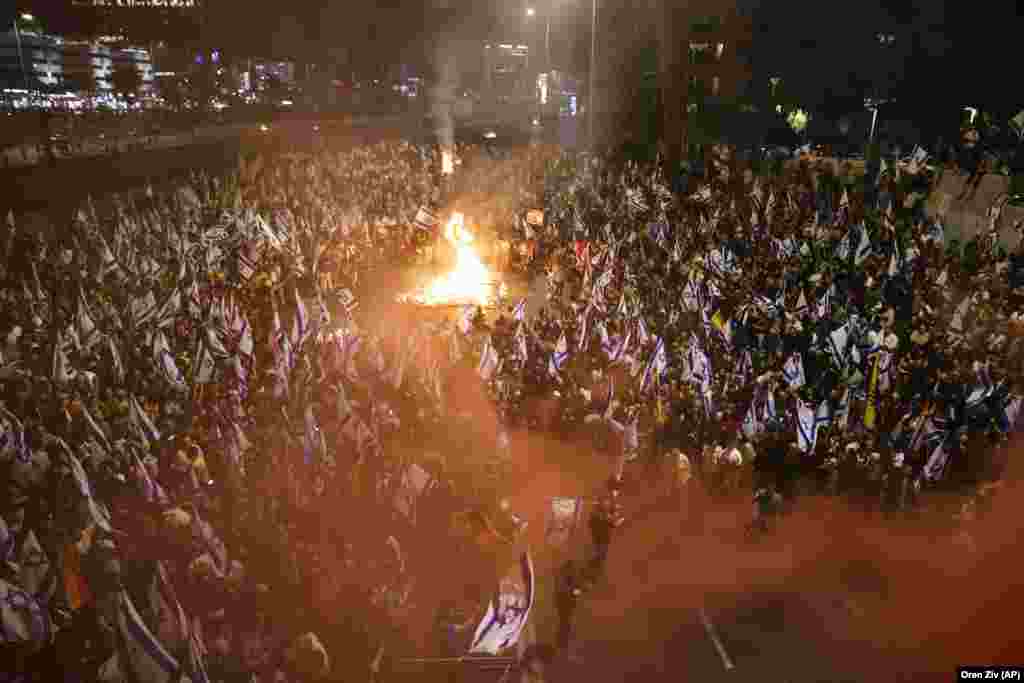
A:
526,7,536,16
865,97,891,146
13,12,34,97
589,0,596,151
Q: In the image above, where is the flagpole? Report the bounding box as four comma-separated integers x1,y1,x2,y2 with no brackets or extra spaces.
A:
698,607,735,671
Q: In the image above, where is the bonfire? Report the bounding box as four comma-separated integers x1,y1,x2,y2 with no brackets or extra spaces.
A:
400,212,494,307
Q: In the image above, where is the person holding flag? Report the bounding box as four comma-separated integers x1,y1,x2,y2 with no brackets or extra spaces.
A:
587,477,626,581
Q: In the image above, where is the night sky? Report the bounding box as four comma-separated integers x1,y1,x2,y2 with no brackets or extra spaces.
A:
13,0,1023,118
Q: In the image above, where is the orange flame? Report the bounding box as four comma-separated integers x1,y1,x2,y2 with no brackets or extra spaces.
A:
419,213,493,306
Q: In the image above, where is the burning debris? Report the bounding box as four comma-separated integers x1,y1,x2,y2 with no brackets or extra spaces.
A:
399,212,496,307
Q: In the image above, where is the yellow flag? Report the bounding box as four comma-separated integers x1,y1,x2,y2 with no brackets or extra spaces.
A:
656,397,668,425
863,354,881,429
711,310,731,343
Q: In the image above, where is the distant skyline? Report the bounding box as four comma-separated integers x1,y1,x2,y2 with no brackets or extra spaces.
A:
10,0,1023,118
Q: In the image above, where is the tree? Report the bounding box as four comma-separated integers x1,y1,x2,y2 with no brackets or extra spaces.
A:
111,64,143,97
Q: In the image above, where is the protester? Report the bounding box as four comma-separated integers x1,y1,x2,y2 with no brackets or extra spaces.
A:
1,130,1021,682
554,560,583,654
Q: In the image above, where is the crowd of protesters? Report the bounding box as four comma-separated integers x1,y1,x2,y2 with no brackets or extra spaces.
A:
1,132,1022,683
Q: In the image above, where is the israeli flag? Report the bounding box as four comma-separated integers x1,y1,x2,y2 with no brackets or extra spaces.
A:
512,299,527,322
922,441,950,482
291,288,309,349
999,396,1021,434
854,223,872,264
641,338,666,394
609,328,632,363
829,323,851,367
796,398,818,453
549,333,569,377
514,323,529,363
468,551,536,655
478,337,501,381
303,404,323,466
114,590,180,683
817,285,834,320
815,400,832,428
782,353,805,389
154,330,184,388
130,396,161,444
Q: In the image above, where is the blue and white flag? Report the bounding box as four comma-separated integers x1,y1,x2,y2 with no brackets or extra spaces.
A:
478,337,501,381
291,288,309,349
514,323,529,363
998,396,1021,434
549,333,569,378
742,400,760,438
114,589,180,683
796,398,818,453
130,396,161,444
681,278,702,312
635,316,651,347
829,323,851,367
815,400,832,429
922,441,950,482
77,289,99,349
154,330,184,388
641,338,667,394
817,285,834,320
854,223,872,264
303,404,322,466
735,350,753,386
468,551,536,655
512,299,526,322
648,221,670,249
609,328,632,364
687,336,711,389
782,353,805,389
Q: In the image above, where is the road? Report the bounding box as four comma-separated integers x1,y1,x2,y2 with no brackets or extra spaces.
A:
2,116,411,216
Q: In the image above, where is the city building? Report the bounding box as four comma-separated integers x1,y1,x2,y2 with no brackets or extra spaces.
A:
684,9,753,107
111,45,155,93
251,59,295,88
586,0,753,150
482,42,530,103
61,40,114,92
0,30,63,89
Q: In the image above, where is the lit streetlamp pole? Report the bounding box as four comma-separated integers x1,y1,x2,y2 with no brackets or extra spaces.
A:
526,5,552,118
865,97,891,146
588,0,596,151
13,13,33,95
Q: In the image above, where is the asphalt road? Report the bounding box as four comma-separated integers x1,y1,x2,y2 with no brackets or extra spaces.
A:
2,117,409,216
